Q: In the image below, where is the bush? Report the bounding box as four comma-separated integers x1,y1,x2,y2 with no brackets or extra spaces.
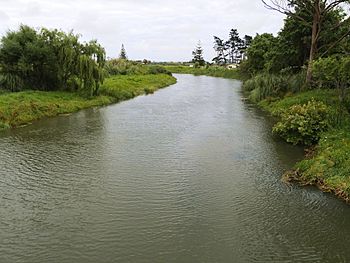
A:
287,71,306,93
0,72,23,92
313,56,350,103
272,99,329,145
105,59,171,76
147,65,171,75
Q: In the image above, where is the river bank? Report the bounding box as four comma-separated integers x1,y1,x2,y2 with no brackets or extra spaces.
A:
164,65,241,79
257,89,350,203
167,67,350,203
0,74,176,130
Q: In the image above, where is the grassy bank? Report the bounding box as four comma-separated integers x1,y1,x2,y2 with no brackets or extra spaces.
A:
164,65,241,79
257,89,350,202
100,74,176,100
0,74,176,130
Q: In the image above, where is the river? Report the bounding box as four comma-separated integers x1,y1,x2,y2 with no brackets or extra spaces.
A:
1,74,350,262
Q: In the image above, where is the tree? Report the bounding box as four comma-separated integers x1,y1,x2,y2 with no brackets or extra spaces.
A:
313,56,350,102
119,44,128,60
226,29,243,64
212,36,227,65
192,41,205,66
240,35,253,60
245,33,278,73
0,25,106,95
261,0,350,83
243,35,253,47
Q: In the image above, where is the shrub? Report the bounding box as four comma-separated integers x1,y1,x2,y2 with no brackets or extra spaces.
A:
272,99,329,145
287,71,306,93
105,59,171,76
0,72,23,92
147,65,171,75
313,56,350,103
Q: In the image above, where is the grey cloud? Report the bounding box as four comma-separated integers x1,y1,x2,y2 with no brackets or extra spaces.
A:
0,0,285,61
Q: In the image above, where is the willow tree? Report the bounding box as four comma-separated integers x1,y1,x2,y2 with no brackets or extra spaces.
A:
261,0,350,83
78,40,106,96
0,25,106,94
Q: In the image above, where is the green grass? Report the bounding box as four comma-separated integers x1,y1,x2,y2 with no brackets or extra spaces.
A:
164,65,241,79
0,74,176,130
100,74,176,100
292,129,350,201
258,88,350,201
0,91,114,128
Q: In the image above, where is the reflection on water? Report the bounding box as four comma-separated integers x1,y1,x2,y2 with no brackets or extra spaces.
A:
0,74,349,263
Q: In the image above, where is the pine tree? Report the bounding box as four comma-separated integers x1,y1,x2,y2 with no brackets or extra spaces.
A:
119,44,128,60
192,41,205,66
226,29,243,64
212,36,227,65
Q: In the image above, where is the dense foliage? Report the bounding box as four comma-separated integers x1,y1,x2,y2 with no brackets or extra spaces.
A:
241,2,350,146
262,89,350,199
262,0,350,83
313,56,350,102
241,2,350,79
105,59,171,76
272,100,329,145
0,25,106,96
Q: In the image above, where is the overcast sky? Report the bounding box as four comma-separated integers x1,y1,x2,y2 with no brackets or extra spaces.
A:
0,0,286,61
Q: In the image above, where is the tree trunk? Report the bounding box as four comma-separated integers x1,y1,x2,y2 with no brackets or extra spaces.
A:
306,1,320,85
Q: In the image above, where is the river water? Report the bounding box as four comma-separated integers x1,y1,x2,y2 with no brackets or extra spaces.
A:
1,74,350,262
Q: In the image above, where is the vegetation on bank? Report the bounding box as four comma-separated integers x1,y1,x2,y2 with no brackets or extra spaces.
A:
165,65,241,79
0,74,176,130
100,74,176,100
0,25,176,131
0,25,105,96
0,91,113,129
240,1,350,202
257,89,350,201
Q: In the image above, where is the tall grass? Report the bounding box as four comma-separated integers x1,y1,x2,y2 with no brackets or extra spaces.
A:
105,59,171,76
243,72,306,102
0,91,114,129
99,74,176,101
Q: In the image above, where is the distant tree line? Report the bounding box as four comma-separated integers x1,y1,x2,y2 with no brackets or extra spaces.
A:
213,29,252,65
191,29,252,66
